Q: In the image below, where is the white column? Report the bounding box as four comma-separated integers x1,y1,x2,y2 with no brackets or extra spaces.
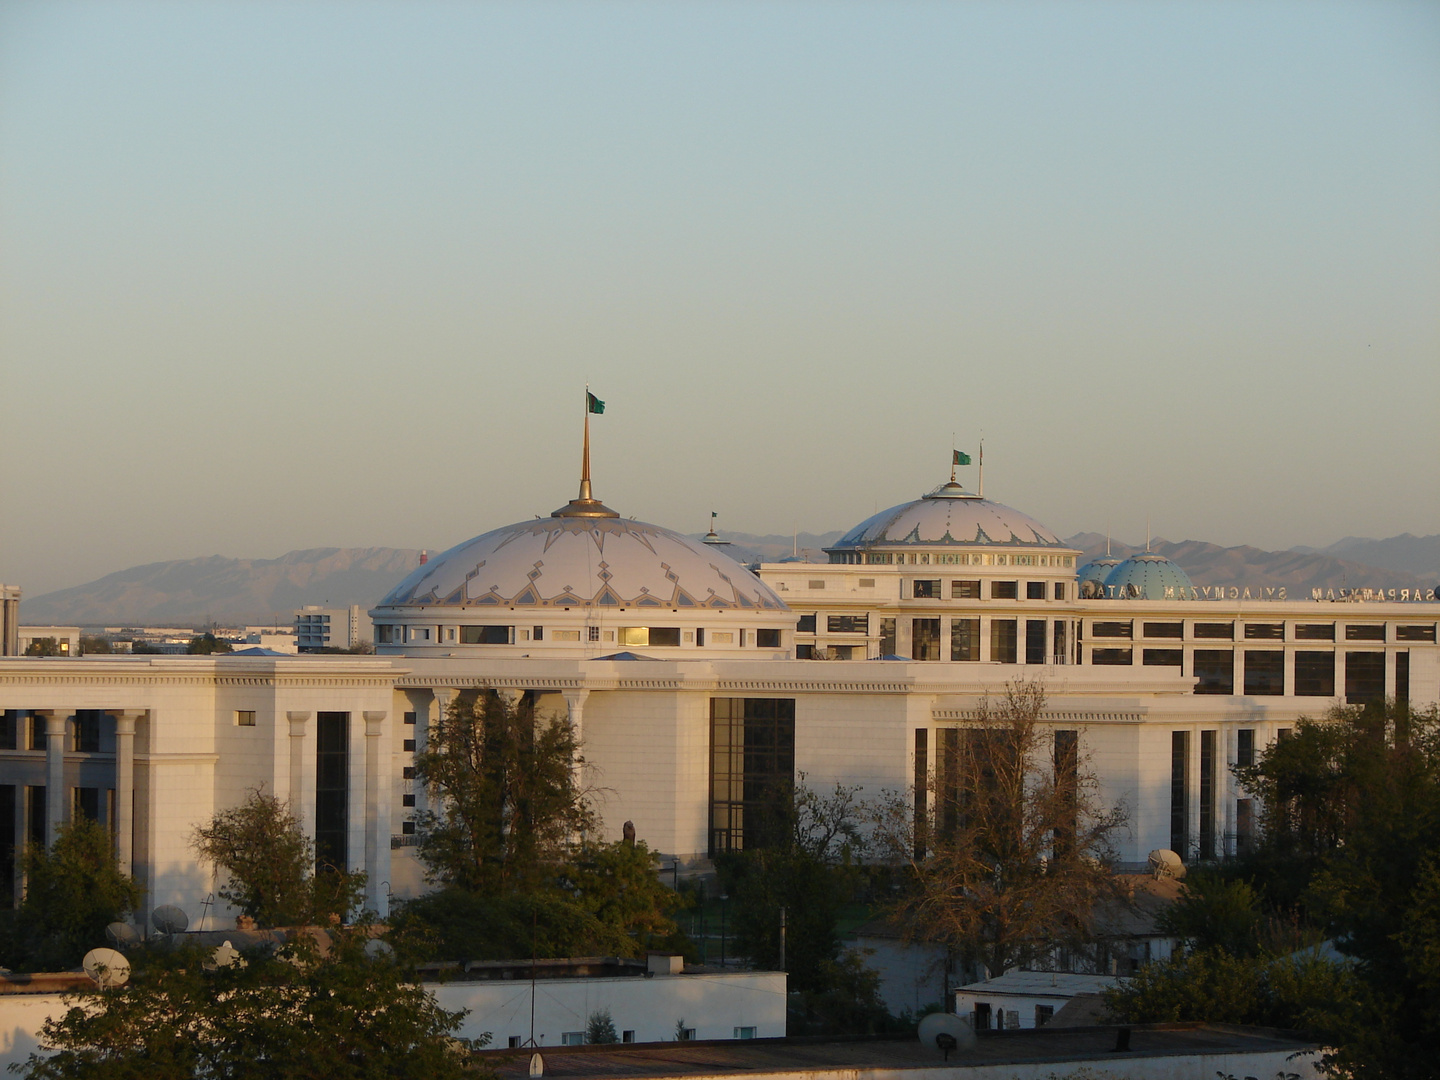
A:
112,710,141,876
363,710,389,916
40,712,68,846
287,712,311,832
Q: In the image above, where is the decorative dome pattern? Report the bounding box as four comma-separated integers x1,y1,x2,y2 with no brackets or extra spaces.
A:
1101,553,1196,600
378,517,787,612
831,483,1064,550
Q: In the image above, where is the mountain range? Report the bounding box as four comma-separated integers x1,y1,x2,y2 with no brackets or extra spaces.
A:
14,532,1437,628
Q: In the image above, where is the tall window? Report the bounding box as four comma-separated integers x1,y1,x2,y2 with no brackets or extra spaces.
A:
1194,651,1234,694
913,729,928,860
709,698,795,855
880,619,897,656
0,786,13,909
1054,730,1078,857
1052,621,1067,663
1199,731,1216,860
1025,620,1046,664
1345,652,1385,704
912,619,940,661
1243,651,1284,696
950,618,979,662
1295,652,1335,696
315,712,349,872
1398,652,1410,705
1170,732,1189,858
990,619,1017,664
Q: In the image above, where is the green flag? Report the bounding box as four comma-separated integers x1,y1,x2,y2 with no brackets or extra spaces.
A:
953,450,971,465
586,392,605,415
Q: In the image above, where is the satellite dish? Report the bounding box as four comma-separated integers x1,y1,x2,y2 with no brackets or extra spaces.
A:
529,1052,544,1078
917,1012,975,1059
364,939,395,961
82,948,131,988
211,940,244,969
1148,849,1187,880
152,905,189,934
105,921,139,947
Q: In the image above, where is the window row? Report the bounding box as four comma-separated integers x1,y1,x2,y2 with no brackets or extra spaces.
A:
835,552,1076,567
907,579,1066,601
375,624,782,648
1087,620,1433,643
1086,648,1406,703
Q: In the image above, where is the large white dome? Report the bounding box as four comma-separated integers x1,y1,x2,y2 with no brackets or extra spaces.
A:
829,482,1065,551
378,516,786,613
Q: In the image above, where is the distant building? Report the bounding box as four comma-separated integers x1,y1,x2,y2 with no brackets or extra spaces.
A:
0,587,18,656
293,605,370,652
17,627,80,657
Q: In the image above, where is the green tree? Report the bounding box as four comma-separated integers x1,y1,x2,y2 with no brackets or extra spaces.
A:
17,926,478,1079
78,636,111,655
7,818,142,972
192,790,364,927
23,638,60,657
871,681,1129,980
585,1009,618,1044
414,692,594,895
1157,870,1265,956
186,633,232,655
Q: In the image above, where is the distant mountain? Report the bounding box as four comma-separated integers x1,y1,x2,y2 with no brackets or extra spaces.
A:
1066,535,1434,598
1290,535,1440,579
21,548,425,627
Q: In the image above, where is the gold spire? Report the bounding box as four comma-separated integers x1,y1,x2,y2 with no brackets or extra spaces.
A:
552,389,618,518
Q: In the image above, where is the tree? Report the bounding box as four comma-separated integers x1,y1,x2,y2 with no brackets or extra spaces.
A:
18,926,477,1079
24,638,60,657
871,680,1129,979
186,633,232,655
585,1009,618,1044
192,790,364,927
1156,870,1265,957
414,691,594,895
5,818,142,972
79,636,111,655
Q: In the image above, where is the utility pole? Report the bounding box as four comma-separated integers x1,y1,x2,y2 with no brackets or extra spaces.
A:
779,906,786,970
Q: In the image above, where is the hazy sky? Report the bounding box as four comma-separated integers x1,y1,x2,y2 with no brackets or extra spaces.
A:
2,1,1437,595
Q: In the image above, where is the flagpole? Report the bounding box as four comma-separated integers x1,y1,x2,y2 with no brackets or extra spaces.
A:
978,440,984,498
580,385,593,502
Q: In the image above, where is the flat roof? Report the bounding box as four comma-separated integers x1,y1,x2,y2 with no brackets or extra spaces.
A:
484,1024,1317,1078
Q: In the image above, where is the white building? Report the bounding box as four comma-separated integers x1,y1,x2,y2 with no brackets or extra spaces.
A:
294,605,371,652
0,453,1434,941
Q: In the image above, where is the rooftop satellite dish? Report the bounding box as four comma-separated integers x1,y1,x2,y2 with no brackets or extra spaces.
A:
82,947,131,988
917,1012,975,1060
211,940,244,969
1148,849,1187,880
364,939,395,962
152,905,189,934
529,1052,544,1078
105,921,139,947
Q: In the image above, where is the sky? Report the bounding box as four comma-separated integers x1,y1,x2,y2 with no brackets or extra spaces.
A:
2,0,1437,596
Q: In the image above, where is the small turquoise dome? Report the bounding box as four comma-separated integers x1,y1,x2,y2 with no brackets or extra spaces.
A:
1077,558,1121,598
1101,552,1196,600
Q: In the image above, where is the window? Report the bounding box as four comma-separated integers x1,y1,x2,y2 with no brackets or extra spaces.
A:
1171,732,1189,858
404,712,416,726
403,739,416,752
402,766,416,780
1091,648,1133,666
460,625,513,645
1144,622,1184,639
709,698,796,854
1243,651,1284,696
991,580,1018,600
795,644,814,659
1054,730,1078,857
1243,623,1284,640
734,1026,757,1039
696,628,705,646
1237,729,1255,768
75,711,101,752
950,618,979,662
1035,1005,1055,1027
880,618,897,656
677,1028,696,1042
990,619,1017,664
1397,625,1437,642
402,794,415,807
315,712,348,872
1345,652,1385,704
622,1031,635,1043
1025,620,1046,664
912,579,940,599
508,1037,522,1049
756,629,781,648
74,787,101,823
913,729,928,860
1194,650,1235,694
1199,731,1216,860
1345,625,1385,642
27,787,45,847
912,619,941,661
1092,621,1133,639
1398,652,1410,704
1143,649,1183,667
0,712,16,752
620,627,681,647
28,714,45,751
532,626,543,641
1296,623,1335,641
401,820,415,835
1052,620,1067,663
827,615,868,634
1194,623,1234,640
1295,652,1335,696
797,614,817,633
235,710,256,727
1026,581,1045,600
951,580,981,599
1053,582,1066,601
561,1032,585,1046
1236,798,1254,854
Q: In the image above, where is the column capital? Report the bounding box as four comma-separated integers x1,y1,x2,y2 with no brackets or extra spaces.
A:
562,689,590,709
363,711,386,736
44,713,68,736
110,709,145,736
287,711,311,736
